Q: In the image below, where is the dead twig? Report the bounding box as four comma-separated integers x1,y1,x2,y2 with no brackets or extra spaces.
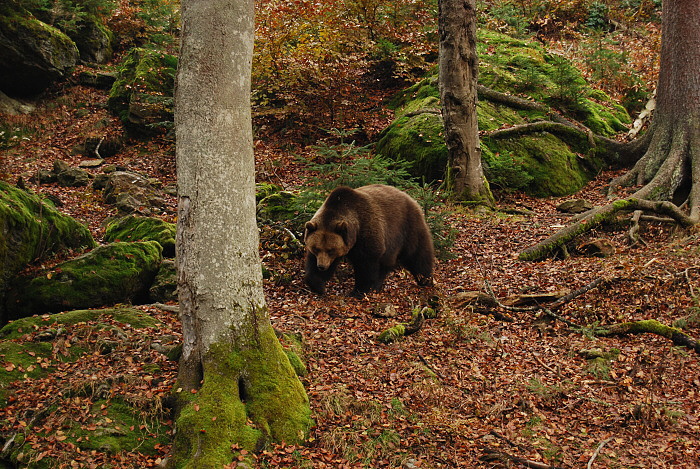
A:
481,448,563,469
418,353,444,380
587,437,612,469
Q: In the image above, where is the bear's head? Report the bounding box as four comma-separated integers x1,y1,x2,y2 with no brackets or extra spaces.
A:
304,219,357,271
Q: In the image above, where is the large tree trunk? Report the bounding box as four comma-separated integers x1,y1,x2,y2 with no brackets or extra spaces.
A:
172,0,310,466
521,0,700,261
439,0,494,206
608,0,700,216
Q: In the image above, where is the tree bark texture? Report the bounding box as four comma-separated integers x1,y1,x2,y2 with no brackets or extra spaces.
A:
173,0,310,465
439,0,494,205
608,0,700,216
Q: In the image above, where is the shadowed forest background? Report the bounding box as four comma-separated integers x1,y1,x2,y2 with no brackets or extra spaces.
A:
1,0,699,467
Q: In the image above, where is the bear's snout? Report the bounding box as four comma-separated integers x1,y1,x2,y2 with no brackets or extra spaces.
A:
315,253,334,271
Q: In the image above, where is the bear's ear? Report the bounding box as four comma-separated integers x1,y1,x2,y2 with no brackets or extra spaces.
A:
304,221,317,241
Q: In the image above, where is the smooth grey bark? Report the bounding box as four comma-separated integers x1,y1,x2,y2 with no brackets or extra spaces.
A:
173,1,310,466
438,0,494,205
175,0,263,387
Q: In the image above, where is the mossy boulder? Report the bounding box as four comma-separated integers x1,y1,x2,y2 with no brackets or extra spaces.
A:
0,181,96,320
4,241,163,320
256,187,319,234
104,215,176,257
108,48,177,133
68,15,114,64
376,30,630,197
149,259,177,303
0,4,79,96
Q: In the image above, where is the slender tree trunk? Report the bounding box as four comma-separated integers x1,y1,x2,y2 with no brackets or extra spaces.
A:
172,0,310,466
438,0,494,206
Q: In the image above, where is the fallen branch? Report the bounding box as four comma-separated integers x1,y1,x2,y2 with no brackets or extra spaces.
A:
593,319,700,355
482,277,607,328
418,353,444,380
587,437,613,469
377,306,436,344
481,448,563,469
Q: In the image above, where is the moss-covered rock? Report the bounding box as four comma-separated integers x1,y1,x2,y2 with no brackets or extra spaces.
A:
68,15,114,64
376,30,630,197
0,181,96,320
108,48,177,133
0,307,160,341
149,259,177,303
4,241,163,320
0,4,79,96
482,133,603,197
104,215,176,257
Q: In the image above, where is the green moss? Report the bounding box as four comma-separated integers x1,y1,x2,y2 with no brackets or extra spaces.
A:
0,181,96,286
5,242,163,318
484,133,602,197
279,332,308,377
107,48,177,128
255,183,283,202
172,322,311,468
0,307,160,340
104,215,176,257
64,399,170,455
0,341,53,404
376,113,448,182
377,29,630,193
377,324,406,344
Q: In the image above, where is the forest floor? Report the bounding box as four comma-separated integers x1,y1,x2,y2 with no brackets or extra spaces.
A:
1,52,699,469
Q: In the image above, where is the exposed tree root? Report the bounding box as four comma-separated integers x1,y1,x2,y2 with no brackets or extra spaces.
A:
477,85,652,166
519,198,696,261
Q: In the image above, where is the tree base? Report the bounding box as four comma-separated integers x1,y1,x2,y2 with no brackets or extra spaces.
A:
170,323,311,468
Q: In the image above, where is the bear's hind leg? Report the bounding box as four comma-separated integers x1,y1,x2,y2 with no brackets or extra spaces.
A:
402,250,434,287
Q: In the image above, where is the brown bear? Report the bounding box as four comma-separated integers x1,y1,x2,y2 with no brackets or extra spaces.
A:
304,184,434,297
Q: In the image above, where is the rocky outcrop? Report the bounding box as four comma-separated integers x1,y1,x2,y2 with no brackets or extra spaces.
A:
4,241,163,320
0,4,78,96
0,181,96,321
104,215,176,257
68,15,114,64
376,30,631,197
98,171,168,215
0,90,34,115
108,48,177,133
149,259,177,303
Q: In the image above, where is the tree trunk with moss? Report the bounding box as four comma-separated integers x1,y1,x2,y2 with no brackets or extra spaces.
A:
172,1,310,466
520,0,700,261
438,0,494,206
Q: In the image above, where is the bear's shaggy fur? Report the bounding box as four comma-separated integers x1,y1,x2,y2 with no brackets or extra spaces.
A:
304,184,434,296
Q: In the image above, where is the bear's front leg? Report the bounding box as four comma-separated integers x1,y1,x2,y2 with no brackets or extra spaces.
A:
349,260,384,297
304,253,338,295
